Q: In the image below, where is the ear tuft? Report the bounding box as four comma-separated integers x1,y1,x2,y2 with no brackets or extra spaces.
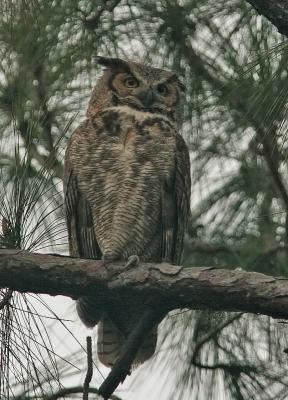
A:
94,56,130,72
177,79,186,93
166,73,185,93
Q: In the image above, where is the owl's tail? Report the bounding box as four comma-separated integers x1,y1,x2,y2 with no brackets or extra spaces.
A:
76,297,102,327
97,316,158,368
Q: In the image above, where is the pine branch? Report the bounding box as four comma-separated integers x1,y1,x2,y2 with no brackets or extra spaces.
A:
1,249,288,320
172,23,288,239
83,336,93,400
77,0,122,30
34,64,55,153
0,288,13,310
17,119,63,180
42,386,123,400
245,0,288,37
191,314,243,365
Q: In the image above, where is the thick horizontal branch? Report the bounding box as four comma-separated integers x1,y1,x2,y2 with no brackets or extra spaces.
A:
246,0,288,37
1,249,288,319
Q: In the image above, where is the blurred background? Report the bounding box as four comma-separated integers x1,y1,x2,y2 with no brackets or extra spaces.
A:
1,0,288,399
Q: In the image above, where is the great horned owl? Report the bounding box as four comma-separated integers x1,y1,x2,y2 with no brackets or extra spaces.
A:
64,57,191,368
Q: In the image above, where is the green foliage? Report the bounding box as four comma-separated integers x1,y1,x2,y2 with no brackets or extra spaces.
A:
1,0,288,399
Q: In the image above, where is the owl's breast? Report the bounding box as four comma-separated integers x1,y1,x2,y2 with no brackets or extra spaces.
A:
96,107,177,173
73,108,179,260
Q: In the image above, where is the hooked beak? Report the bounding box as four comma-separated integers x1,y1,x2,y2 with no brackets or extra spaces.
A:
137,88,156,108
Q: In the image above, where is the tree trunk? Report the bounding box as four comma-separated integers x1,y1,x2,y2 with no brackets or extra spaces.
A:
246,0,288,36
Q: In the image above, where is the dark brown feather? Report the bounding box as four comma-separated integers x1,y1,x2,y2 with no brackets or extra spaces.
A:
64,166,101,259
64,161,102,326
174,134,191,264
161,134,190,265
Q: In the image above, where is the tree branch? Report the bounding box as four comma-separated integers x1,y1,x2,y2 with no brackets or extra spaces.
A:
1,249,288,320
0,288,13,310
245,0,288,37
77,0,122,30
171,20,288,240
34,64,55,153
18,119,63,180
191,314,243,365
42,386,123,400
83,336,93,400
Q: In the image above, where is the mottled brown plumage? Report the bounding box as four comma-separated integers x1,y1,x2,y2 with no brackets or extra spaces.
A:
64,56,191,367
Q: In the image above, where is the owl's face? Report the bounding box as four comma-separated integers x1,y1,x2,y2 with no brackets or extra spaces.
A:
92,56,185,123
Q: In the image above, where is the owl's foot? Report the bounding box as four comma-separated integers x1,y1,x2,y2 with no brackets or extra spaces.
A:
124,255,140,270
102,253,139,277
102,252,119,266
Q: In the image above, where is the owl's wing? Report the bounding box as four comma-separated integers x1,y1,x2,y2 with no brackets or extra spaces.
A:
64,164,101,259
162,134,191,265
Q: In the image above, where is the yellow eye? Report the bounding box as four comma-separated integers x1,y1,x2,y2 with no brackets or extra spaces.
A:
124,75,139,88
156,83,168,96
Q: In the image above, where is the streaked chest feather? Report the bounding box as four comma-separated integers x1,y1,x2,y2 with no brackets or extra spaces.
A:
71,106,179,193
92,106,176,165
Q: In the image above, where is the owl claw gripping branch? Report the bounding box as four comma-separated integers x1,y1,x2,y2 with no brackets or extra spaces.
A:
64,56,191,368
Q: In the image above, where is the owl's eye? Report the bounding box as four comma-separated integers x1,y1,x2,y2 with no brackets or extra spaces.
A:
124,75,139,88
156,83,168,96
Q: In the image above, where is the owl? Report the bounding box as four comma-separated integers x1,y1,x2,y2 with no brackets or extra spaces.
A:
64,56,191,368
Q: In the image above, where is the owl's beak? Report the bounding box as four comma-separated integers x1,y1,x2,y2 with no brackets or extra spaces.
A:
137,89,156,108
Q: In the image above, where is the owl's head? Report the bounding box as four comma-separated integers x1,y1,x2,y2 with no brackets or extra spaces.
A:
88,56,185,124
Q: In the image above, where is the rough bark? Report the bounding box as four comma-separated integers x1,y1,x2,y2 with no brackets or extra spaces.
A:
1,249,288,320
246,0,288,37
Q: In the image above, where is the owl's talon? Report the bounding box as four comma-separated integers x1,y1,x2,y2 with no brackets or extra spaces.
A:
102,252,118,266
124,255,140,270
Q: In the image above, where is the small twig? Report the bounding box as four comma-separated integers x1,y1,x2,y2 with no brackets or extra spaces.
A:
83,336,93,400
0,289,13,311
98,307,162,400
191,314,243,365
